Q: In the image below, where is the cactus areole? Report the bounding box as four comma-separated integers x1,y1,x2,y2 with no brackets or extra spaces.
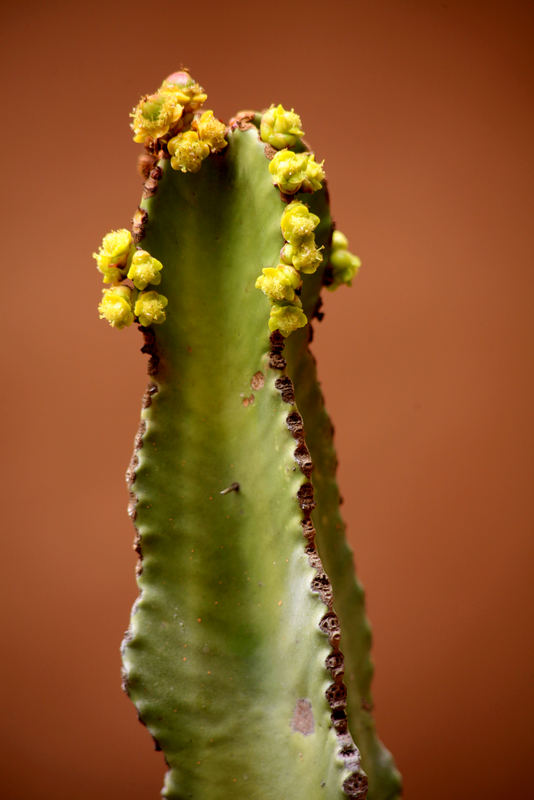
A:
94,71,401,799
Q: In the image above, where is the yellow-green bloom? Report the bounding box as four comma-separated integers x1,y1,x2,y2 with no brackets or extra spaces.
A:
328,248,361,289
332,230,349,250
127,250,163,290
255,264,302,302
302,155,325,191
268,302,308,338
130,92,183,144
280,201,320,243
93,229,134,283
160,71,207,112
260,104,304,149
168,130,210,173
269,150,325,194
282,239,323,274
134,290,168,327
98,285,134,329
192,110,227,153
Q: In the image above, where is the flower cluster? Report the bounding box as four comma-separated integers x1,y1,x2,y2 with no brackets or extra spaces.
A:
326,230,362,290
93,229,168,329
168,111,227,173
254,100,327,338
130,71,227,174
255,201,323,338
268,150,324,195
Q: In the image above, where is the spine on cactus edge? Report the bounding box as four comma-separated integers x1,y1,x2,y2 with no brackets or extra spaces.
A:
94,71,401,800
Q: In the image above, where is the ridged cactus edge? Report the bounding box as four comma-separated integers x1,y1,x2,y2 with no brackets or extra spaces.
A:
95,70,401,800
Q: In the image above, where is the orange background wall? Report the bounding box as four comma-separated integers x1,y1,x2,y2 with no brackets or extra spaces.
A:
2,1,533,798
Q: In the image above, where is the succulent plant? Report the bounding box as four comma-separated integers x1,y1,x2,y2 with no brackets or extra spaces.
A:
94,70,401,800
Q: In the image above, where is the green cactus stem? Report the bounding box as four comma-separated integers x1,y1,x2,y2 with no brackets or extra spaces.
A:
96,72,401,799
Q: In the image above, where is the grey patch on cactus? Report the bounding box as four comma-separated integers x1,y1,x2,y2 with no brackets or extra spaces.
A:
325,682,348,709
343,772,369,799
297,482,315,512
294,442,313,477
250,371,264,390
301,518,315,540
269,331,287,370
132,206,149,243
286,410,304,437
140,328,160,375
291,698,315,736
319,611,341,642
332,708,349,735
325,651,345,680
311,572,334,607
142,382,159,408
274,375,295,404
138,152,157,179
305,545,323,571
269,352,287,370
142,165,163,199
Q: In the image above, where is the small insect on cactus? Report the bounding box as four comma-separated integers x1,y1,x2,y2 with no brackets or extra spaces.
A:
94,69,402,799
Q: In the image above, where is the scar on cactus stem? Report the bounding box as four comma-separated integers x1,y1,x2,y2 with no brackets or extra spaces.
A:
95,69,402,799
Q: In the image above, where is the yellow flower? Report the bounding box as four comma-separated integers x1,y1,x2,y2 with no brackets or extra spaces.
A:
160,71,207,112
280,201,320,243
192,110,227,153
130,92,183,144
329,248,361,288
127,250,163,291
255,264,302,302
168,130,210,173
93,229,133,283
134,290,168,327
268,303,308,338
269,150,325,194
98,285,134,329
260,104,304,149
281,239,323,274
327,229,361,289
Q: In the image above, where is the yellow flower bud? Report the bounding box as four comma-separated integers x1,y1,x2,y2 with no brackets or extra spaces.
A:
328,248,361,288
282,239,324,274
255,264,302,302
134,290,168,327
98,285,134,329
332,229,349,250
269,150,325,194
327,231,362,290
260,104,304,149
268,302,308,338
130,92,183,144
93,229,134,283
127,250,163,290
160,71,208,112
168,130,210,173
192,110,227,153
280,201,320,243
302,155,325,192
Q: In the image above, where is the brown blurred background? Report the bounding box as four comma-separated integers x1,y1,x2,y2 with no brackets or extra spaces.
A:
2,0,533,797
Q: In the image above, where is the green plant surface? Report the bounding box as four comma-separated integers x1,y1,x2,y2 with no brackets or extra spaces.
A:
98,77,401,798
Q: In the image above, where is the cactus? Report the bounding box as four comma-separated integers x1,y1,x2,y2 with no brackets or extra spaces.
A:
95,71,402,799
